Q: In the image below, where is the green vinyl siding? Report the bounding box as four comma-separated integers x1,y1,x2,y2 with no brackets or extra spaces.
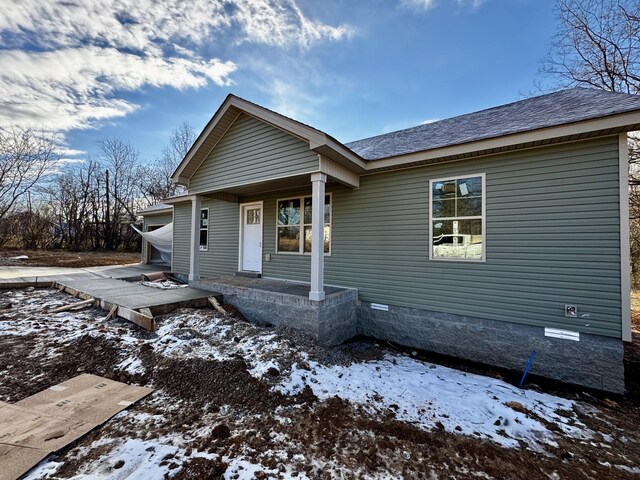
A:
189,113,319,193
141,212,173,262
199,198,239,277
246,136,622,338
172,203,191,275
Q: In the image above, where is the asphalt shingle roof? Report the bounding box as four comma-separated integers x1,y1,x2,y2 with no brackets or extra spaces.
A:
345,88,640,161
138,203,171,215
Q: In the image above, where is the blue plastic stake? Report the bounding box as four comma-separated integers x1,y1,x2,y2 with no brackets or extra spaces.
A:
518,351,536,388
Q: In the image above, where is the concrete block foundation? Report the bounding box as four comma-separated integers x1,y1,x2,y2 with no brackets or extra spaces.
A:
188,276,624,393
357,302,625,394
192,278,358,346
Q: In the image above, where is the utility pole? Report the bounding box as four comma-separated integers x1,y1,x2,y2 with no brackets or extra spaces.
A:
105,169,110,250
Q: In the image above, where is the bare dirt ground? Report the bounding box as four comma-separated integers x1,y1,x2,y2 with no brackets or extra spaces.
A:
0,250,140,268
1,287,640,479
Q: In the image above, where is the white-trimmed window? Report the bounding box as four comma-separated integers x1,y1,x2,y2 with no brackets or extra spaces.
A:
277,195,331,254
199,208,209,251
429,174,485,261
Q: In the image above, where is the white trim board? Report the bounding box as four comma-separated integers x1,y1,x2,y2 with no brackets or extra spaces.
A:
238,201,264,273
619,133,632,342
428,173,486,263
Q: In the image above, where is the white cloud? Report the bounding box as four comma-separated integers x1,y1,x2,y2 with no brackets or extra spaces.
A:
400,0,437,12
0,47,236,130
456,0,484,9
233,0,353,48
265,78,325,121
56,148,87,157
400,0,484,13
0,0,353,132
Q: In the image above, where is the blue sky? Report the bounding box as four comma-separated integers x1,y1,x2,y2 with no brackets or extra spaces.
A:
0,0,556,163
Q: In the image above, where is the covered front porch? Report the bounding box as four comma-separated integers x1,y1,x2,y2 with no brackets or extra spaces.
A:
166,159,361,303
166,94,366,304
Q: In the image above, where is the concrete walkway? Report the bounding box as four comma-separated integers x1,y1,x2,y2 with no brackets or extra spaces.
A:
58,277,217,311
0,264,163,286
0,263,222,331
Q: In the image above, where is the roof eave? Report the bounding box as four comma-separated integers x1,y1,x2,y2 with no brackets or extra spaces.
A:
362,110,640,172
137,207,173,216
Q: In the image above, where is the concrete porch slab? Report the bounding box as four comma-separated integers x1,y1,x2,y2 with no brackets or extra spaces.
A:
198,276,346,297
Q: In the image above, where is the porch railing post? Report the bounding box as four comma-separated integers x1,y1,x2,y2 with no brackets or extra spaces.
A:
309,173,326,301
189,195,202,281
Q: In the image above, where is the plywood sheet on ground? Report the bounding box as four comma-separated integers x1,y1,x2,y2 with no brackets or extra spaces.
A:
0,445,48,480
0,374,153,480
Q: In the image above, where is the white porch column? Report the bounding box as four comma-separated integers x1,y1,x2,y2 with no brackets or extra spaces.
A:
309,173,327,301
189,195,202,281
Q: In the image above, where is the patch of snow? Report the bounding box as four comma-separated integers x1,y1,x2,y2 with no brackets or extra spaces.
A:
22,459,62,479
139,280,187,290
117,356,145,375
10,255,29,260
616,464,640,475
278,355,590,451
249,359,279,378
224,457,308,480
26,438,180,480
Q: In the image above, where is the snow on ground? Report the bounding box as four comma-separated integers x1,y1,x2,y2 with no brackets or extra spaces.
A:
27,438,182,480
6,287,631,478
0,288,590,455
278,356,590,451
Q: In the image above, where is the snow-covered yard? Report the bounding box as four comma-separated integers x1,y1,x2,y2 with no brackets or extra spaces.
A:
1,287,639,479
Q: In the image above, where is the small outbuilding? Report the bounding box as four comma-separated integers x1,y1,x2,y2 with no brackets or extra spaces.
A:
137,203,173,266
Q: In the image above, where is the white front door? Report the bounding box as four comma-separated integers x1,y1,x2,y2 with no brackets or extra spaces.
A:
241,203,262,272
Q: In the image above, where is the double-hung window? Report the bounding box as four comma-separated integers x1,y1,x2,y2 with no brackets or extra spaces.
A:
199,208,209,251
429,174,484,261
277,195,331,254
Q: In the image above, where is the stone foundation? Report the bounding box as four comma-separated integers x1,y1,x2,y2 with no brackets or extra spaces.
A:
357,302,625,393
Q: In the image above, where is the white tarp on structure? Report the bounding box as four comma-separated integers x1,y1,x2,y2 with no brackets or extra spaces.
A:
132,222,173,264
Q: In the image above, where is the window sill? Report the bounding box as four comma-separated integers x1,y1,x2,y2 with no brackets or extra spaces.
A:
275,252,332,257
429,257,485,263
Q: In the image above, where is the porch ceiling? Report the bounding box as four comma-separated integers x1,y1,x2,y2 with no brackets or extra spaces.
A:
197,173,340,201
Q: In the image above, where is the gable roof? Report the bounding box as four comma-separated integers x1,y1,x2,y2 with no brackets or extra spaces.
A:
346,88,640,161
171,94,366,184
172,88,640,185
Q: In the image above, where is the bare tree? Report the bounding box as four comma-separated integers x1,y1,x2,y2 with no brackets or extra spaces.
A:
139,122,194,204
45,159,101,250
538,0,640,93
539,0,640,284
0,127,60,222
99,137,143,250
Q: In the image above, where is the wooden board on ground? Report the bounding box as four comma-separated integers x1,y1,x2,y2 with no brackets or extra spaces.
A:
0,374,153,480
